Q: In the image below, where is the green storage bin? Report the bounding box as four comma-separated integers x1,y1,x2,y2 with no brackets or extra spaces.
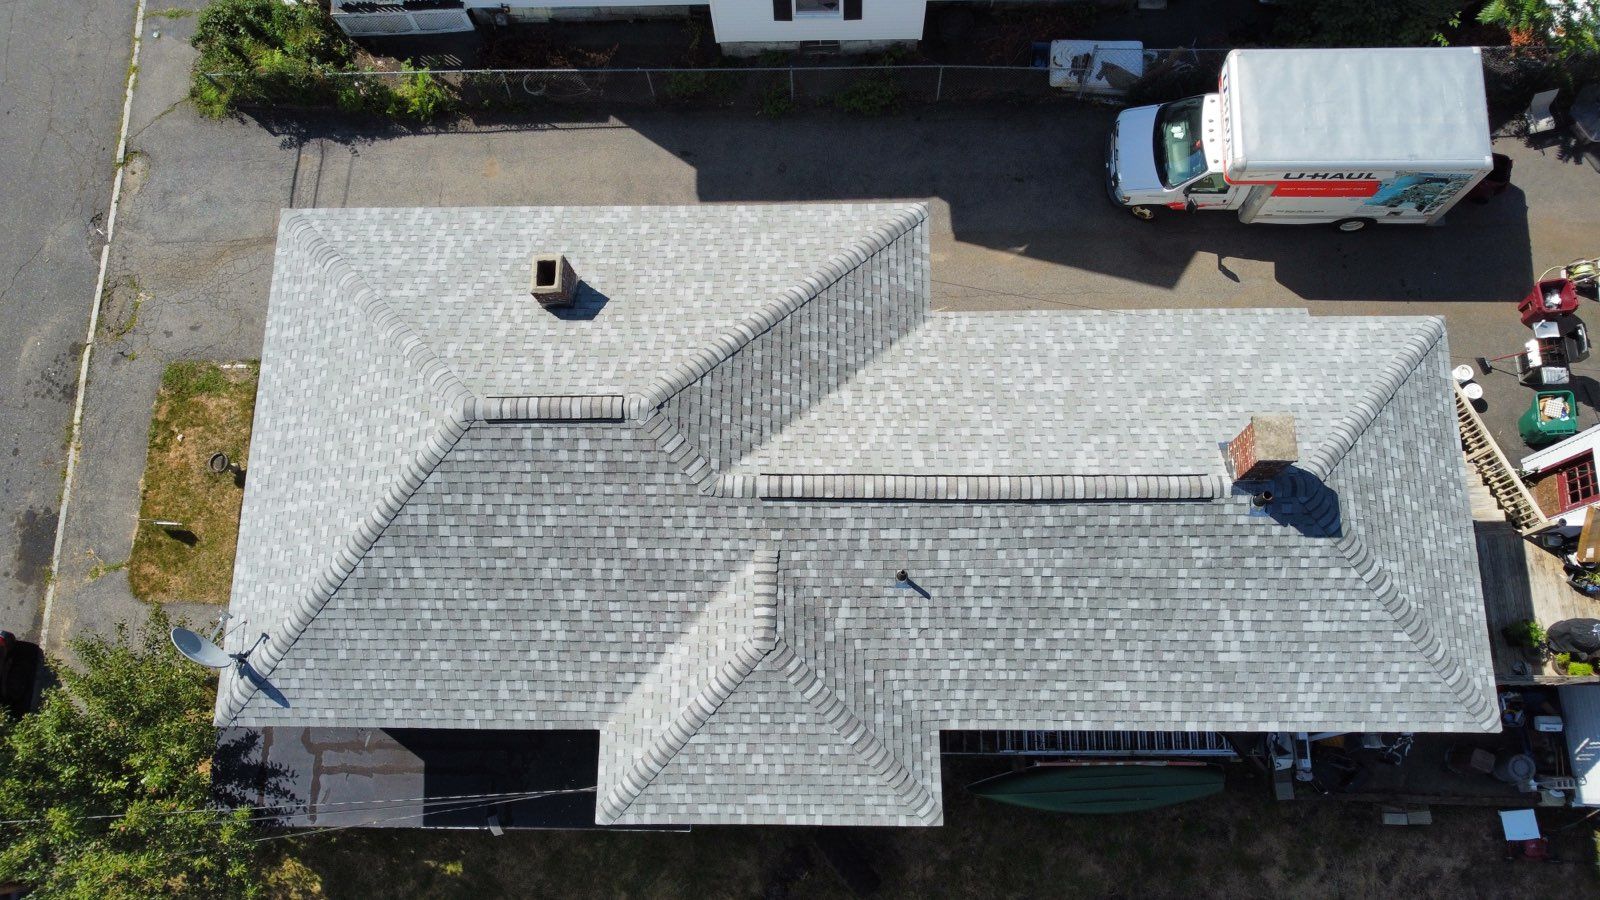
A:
1520,390,1579,446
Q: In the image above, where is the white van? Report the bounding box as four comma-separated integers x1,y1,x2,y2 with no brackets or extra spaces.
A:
1105,47,1495,231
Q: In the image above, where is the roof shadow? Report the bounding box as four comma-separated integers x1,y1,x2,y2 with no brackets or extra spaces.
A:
606,106,1534,303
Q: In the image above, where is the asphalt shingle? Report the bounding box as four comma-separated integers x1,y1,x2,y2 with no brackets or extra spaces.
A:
220,203,1498,828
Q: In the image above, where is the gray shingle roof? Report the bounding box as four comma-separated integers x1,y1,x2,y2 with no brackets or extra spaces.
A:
221,203,1497,828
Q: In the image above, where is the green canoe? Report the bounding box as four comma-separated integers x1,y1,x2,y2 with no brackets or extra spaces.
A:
967,764,1224,814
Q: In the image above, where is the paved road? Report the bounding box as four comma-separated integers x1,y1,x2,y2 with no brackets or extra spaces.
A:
0,0,135,638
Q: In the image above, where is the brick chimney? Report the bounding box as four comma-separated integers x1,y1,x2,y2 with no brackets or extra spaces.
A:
1227,414,1298,482
530,254,577,308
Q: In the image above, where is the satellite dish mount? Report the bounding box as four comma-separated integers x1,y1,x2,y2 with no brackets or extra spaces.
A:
171,622,268,671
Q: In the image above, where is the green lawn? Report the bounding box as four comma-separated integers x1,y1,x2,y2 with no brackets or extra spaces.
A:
128,361,258,603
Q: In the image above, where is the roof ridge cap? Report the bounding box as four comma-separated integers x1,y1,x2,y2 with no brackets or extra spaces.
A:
772,643,940,825
1331,529,1499,730
1300,317,1445,481
219,213,481,724
217,410,474,724
741,472,1228,502
285,212,476,414
628,203,928,416
594,549,780,824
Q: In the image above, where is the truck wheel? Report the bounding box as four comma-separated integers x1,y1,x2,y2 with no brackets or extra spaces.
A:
1334,218,1374,232
1130,206,1161,222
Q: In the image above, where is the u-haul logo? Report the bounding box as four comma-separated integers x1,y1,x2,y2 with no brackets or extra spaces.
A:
1282,172,1378,180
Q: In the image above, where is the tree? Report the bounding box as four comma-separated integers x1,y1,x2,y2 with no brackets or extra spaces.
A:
1479,0,1600,57
0,610,260,898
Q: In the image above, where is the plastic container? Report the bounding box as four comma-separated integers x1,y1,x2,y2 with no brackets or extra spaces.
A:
1519,278,1579,325
1519,390,1579,445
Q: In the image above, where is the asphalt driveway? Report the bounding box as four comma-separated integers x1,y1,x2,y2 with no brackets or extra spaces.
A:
45,12,1600,649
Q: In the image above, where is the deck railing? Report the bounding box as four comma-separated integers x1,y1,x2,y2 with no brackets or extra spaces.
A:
1456,383,1549,534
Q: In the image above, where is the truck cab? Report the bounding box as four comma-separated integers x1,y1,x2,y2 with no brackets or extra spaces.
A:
1107,93,1241,220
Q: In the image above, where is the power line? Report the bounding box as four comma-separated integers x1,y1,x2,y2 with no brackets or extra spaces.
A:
0,786,596,827
244,788,592,843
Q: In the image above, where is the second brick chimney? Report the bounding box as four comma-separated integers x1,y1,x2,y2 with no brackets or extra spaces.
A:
1227,414,1298,482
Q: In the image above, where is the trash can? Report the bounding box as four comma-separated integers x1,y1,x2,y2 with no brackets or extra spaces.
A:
1519,390,1579,446
1519,278,1580,325
1467,152,1513,203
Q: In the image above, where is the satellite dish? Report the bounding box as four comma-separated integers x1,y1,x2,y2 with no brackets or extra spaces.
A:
171,626,234,669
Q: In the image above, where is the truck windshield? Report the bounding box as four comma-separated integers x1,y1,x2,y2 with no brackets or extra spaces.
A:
1155,97,1207,189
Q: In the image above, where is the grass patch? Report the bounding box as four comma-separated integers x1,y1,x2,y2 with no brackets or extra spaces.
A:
128,361,258,604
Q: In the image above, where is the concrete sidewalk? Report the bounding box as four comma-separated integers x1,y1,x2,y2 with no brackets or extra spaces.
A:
44,10,1600,650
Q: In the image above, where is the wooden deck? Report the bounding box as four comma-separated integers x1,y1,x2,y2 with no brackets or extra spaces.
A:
1468,457,1600,684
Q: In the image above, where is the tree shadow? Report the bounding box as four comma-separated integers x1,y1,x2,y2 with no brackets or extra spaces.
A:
212,727,299,825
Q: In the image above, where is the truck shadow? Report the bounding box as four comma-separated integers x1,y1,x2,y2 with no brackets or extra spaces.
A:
609,105,1536,303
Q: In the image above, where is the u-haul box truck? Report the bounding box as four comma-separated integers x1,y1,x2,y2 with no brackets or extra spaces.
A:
1105,47,1493,231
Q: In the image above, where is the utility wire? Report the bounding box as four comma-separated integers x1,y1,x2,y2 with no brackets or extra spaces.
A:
244,788,594,844
0,786,595,827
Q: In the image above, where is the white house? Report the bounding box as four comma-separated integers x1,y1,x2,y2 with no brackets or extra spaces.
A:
331,0,995,55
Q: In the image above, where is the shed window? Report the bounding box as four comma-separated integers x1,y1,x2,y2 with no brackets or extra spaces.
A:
1558,454,1600,512
778,0,861,19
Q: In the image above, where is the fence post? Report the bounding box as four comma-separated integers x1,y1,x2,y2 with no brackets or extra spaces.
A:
789,68,795,102
935,66,944,103
645,70,655,102
500,72,513,103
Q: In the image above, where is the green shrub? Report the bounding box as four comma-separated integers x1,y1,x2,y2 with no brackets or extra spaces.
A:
1503,618,1547,649
834,74,904,115
386,67,456,123
189,0,353,117
1569,661,1596,677
758,84,795,117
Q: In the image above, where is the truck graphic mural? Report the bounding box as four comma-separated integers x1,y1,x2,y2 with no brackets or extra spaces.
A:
1363,172,1475,215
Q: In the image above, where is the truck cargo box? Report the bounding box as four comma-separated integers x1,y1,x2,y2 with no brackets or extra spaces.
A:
1221,48,1492,179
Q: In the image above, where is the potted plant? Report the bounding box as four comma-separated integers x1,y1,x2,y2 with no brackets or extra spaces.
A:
1502,618,1547,651
1570,568,1600,597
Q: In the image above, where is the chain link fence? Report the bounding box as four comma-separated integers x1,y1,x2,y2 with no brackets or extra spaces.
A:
204,46,1597,117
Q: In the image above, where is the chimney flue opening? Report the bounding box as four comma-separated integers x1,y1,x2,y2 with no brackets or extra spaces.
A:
530,253,577,309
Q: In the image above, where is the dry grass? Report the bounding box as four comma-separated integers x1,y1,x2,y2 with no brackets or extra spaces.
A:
261,761,1600,899
128,361,259,604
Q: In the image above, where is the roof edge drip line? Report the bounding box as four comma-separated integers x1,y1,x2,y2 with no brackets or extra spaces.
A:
628,203,929,417
595,549,781,825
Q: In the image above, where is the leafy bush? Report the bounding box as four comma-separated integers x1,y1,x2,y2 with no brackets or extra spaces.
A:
834,74,905,115
1274,0,1467,48
1569,661,1596,677
663,70,735,105
1503,618,1547,648
758,84,796,117
0,610,260,896
190,0,354,117
386,67,456,123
